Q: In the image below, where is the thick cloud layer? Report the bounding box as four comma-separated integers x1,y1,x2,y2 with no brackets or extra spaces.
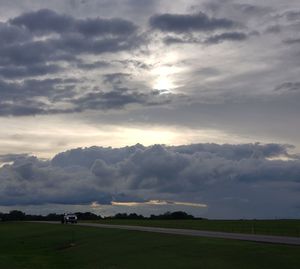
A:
10,9,137,36
1,143,299,218
0,9,155,116
0,7,260,116
2,9,139,65
150,12,236,33
0,8,186,116
150,11,253,46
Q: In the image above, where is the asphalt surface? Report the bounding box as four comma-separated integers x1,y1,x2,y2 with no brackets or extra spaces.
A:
34,221,300,246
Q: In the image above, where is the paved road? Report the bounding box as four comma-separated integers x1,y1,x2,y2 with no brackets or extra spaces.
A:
35,221,300,246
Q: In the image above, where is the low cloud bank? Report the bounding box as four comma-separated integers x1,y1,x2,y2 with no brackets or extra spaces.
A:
0,143,300,218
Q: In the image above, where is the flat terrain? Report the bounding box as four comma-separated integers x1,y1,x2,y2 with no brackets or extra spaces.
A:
83,219,300,237
1,222,300,269
73,222,300,245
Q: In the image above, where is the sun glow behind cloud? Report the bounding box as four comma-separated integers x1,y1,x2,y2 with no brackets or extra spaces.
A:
92,200,207,208
112,200,207,208
0,114,278,159
149,51,182,91
153,76,174,91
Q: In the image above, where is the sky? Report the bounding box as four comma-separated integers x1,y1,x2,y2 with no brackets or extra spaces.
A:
0,0,300,218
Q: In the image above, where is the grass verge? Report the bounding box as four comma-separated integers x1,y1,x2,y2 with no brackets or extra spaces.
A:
0,222,300,269
81,219,300,237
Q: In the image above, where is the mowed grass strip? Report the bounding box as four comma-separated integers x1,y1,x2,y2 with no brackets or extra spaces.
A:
82,219,300,237
1,222,300,269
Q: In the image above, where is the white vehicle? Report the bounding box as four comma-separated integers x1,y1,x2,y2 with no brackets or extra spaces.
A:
62,213,77,224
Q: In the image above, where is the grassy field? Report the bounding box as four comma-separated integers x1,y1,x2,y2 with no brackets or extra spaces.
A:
1,222,300,269
82,219,300,237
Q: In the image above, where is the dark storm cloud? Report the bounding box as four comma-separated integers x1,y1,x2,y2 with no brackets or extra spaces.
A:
0,64,62,78
275,82,300,92
0,9,140,72
10,9,137,36
0,78,77,100
150,12,237,33
76,17,137,37
266,9,300,37
72,88,147,110
51,34,139,55
163,31,249,45
281,10,300,21
0,33,139,67
0,78,79,116
103,73,131,85
0,40,54,66
149,10,252,46
0,76,180,116
204,31,248,44
72,87,180,111
10,9,74,34
265,25,281,34
169,143,291,160
163,36,193,45
284,38,300,45
0,22,31,45
76,60,110,70
0,143,299,218
0,99,71,117
73,59,149,72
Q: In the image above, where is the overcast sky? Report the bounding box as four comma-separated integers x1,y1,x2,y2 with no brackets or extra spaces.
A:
0,0,300,218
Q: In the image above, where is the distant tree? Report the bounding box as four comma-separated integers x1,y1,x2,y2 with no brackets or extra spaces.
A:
111,213,145,219
150,211,194,220
128,213,144,219
0,210,198,221
114,213,128,219
7,210,26,221
169,211,194,219
75,212,102,220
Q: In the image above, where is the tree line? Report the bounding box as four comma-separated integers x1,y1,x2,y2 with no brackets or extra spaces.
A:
0,210,203,221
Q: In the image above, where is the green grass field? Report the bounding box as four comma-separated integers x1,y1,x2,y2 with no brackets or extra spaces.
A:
1,222,300,269
83,219,300,237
